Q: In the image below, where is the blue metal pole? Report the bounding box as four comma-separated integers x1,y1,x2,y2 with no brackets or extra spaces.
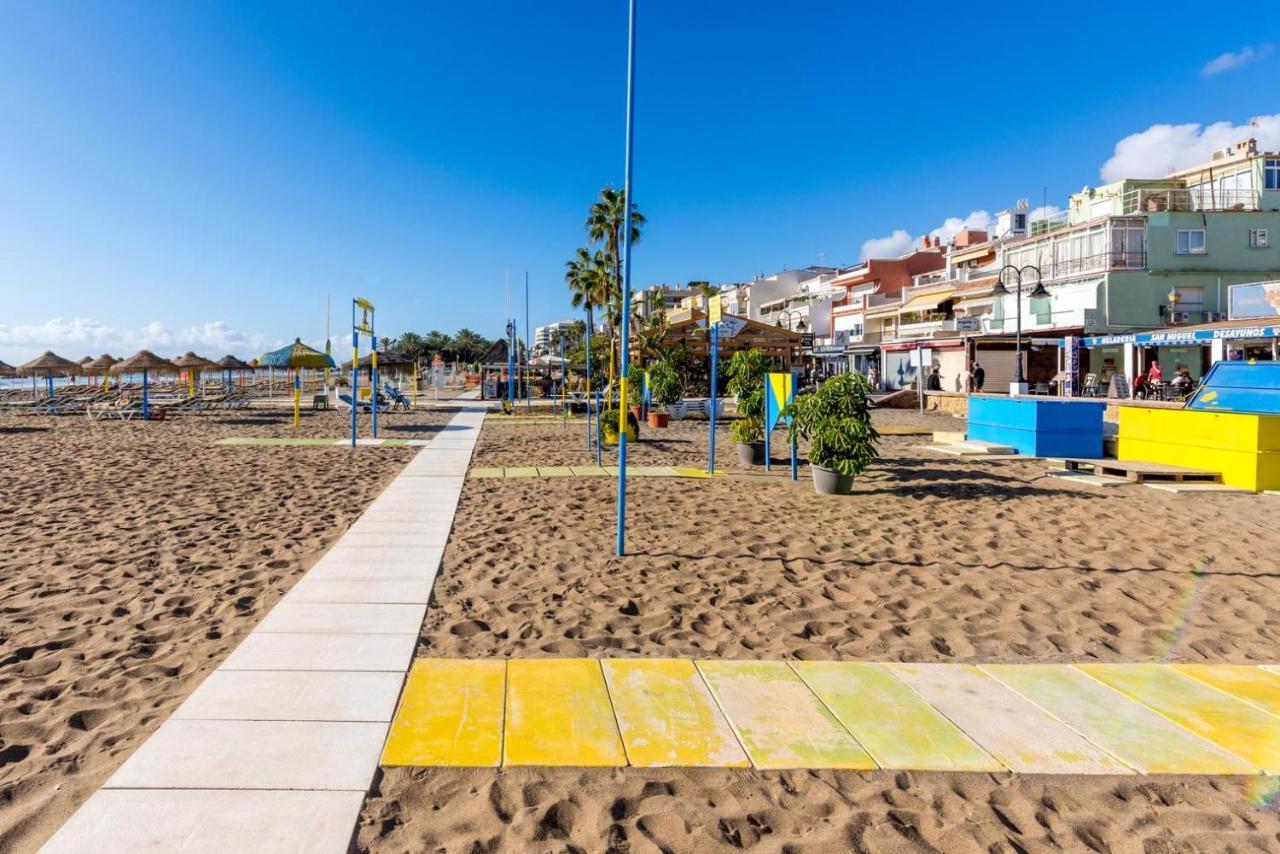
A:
584,309,592,450
507,321,515,408
351,300,357,448
525,272,531,411
764,373,771,472
615,0,637,557
142,369,149,420
560,337,567,428
595,391,603,467
371,313,379,438
707,323,718,474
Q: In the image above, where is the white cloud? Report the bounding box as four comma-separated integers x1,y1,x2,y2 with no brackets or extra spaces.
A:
1100,113,1280,181
0,317,273,364
859,210,996,261
1201,44,1271,77
859,229,915,261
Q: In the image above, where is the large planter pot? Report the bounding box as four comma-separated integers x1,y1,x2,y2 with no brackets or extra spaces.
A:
602,425,638,445
648,411,669,428
811,464,854,495
629,405,643,421
736,441,765,466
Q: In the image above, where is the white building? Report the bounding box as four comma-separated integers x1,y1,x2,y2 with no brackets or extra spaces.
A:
533,319,576,354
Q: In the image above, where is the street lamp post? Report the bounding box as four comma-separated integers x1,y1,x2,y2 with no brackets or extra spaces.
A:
774,309,807,333
992,264,1048,395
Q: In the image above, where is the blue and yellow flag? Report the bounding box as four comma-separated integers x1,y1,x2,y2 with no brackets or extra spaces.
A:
765,371,794,430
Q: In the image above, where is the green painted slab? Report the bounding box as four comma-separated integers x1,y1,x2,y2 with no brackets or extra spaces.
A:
889,664,1130,774
696,660,874,770
569,466,609,477
470,467,504,478
1172,665,1280,718
536,466,574,477
793,662,1000,771
504,467,539,478
984,664,1256,774
1079,664,1280,772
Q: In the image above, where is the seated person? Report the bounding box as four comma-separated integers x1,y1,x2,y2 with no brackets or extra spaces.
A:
1170,366,1194,393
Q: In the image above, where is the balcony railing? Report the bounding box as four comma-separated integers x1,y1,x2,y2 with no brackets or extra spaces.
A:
1029,209,1070,235
1006,250,1146,281
1120,187,1259,214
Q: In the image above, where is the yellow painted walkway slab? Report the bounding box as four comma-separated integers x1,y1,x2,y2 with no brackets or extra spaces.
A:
697,660,874,770
672,466,725,478
504,467,539,477
569,466,609,476
470,467,503,478
984,664,1256,775
503,659,626,767
890,664,1131,775
794,662,1001,771
381,659,505,767
1172,664,1280,718
537,466,574,477
601,659,749,768
1080,664,1280,773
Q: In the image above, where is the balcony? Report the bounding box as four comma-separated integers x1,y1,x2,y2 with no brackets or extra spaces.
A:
896,318,957,340
1121,187,1259,214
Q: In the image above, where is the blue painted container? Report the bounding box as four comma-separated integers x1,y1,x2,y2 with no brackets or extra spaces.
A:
1187,361,1280,415
967,395,1106,457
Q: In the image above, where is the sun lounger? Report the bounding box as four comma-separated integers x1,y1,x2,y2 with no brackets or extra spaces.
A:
383,382,412,411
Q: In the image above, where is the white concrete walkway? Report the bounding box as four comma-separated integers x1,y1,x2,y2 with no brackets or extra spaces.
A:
43,396,487,854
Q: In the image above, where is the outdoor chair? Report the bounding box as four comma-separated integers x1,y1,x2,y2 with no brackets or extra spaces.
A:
382,382,411,411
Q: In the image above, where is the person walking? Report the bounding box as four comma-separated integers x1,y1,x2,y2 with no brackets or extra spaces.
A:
972,362,985,392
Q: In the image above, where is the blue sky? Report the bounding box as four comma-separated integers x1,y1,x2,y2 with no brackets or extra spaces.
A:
1,1,1276,360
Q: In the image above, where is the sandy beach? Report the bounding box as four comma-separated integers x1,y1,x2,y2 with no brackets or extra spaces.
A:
355,413,1280,852
0,406,455,853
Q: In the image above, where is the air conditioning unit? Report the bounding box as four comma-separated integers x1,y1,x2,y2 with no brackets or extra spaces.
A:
1173,311,1193,323
1251,228,1270,248
1205,312,1225,322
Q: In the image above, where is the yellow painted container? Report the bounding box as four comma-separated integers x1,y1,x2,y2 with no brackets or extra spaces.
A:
1117,407,1280,491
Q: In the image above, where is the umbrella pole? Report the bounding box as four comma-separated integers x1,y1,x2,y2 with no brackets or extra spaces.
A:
293,372,300,428
143,370,150,420
46,369,53,399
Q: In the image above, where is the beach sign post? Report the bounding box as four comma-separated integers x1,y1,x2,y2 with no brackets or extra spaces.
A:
707,294,722,474
765,371,797,479
560,336,568,428
613,0,637,557
584,307,593,450
352,297,375,447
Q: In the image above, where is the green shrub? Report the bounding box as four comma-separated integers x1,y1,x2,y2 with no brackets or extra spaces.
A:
725,348,772,421
784,373,879,478
647,360,683,409
599,407,640,440
730,416,763,444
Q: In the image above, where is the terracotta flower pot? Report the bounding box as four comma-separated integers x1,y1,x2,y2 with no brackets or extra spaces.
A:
629,405,643,421
648,411,669,428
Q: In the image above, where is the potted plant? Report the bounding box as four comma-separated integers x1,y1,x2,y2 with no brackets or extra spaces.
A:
730,415,764,464
600,407,639,444
783,372,879,495
646,360,682,428
725,349,772,465
627,375,644,422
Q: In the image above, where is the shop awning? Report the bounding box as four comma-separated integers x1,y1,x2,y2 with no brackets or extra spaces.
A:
899,289,954,314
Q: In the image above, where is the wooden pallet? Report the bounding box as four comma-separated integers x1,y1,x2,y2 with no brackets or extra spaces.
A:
1061,458,1221,484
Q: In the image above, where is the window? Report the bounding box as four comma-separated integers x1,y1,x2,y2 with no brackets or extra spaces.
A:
1176,229,1206,255
1267,159,1280,191
1251,228,1270,248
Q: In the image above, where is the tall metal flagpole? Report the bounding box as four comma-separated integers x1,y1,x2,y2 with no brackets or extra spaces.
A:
615,0,637,557
525,271,531,411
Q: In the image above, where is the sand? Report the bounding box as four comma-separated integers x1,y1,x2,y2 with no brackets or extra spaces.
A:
0,406,454,853
356,413,1280,852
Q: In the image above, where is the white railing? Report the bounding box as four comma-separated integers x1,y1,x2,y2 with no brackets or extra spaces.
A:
1030,209,1070,235
1120,187,1259,214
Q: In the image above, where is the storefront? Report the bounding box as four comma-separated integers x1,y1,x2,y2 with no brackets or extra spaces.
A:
1080,322,1280,393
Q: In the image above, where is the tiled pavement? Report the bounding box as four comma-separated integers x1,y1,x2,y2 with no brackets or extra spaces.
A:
381,657,1279,776
42,394,486,854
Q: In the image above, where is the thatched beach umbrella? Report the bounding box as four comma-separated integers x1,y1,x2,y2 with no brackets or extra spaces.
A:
85,354,120,392
0,360,16,378
215,355,252,392
19,351,80,398
259,339,335,427
171,352,217,399
111,350,176,420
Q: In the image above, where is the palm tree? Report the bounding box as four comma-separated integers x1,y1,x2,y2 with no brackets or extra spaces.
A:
565,247,613,338
450,328,489,366
585,187,644,398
